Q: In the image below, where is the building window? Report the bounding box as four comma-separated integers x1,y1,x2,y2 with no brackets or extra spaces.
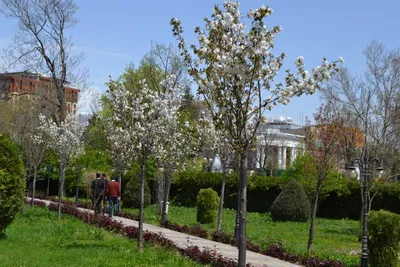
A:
19,80,22,92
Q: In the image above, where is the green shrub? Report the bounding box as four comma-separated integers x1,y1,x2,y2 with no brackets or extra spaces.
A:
168,170,400,220
270,180,311,222
123,177,151,209
196,188,219,224
0,134,25,236
368,210,400,267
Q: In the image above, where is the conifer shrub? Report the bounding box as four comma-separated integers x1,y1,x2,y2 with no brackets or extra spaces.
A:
270,180,310,222
368,210,400,267
123,177,151,209
0,134,25,237
196,188,219,224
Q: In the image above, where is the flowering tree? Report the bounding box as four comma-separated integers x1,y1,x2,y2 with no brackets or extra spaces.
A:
156,118,197,225
198,114,234,232
108,76,182,253
26,129,47,207
305,105,344,254
106,122,133,206
171,1,342,265
37,113,84,220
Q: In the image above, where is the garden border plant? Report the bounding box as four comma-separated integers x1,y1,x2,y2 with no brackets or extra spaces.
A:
25,199,248,267
30,196,351,266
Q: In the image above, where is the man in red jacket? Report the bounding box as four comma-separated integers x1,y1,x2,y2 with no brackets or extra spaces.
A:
105,176,120,217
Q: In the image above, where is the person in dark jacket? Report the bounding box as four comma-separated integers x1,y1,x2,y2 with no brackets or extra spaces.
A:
105,176,120,217
101,173,109,215
91,173,106,215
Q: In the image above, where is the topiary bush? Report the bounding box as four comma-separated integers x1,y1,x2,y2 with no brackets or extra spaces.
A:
0,134,25,237
270,180,311,222
123,177,151,209
196,188,219,224
368,210,400,267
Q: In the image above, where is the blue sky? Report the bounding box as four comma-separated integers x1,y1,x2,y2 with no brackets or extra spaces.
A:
0,0,399,123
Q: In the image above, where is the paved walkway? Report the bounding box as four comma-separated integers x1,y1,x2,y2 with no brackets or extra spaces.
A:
32,198,300,267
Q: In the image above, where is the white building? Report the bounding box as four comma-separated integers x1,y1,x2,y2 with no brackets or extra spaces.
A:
251,116,305,170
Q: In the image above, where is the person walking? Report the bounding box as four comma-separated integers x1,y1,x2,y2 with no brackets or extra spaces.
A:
101,173,109,215
105,176,120,217
91,173,106,215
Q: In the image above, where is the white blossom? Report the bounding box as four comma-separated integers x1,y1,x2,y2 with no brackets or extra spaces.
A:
171,0,343,150
37,114,84,163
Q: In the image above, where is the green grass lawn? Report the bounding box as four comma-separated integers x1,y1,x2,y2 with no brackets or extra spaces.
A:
0,206,204,267
124,204,360,266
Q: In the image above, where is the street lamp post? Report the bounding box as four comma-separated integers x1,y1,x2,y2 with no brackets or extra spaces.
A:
346,155,384,267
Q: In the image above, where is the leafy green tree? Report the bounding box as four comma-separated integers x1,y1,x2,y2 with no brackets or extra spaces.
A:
0,134,25,237
281,153,349,201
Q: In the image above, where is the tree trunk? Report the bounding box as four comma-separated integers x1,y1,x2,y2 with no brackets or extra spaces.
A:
31,166,37,206
263,148,268,176
217,165,226,232
117,168,122,212
138,160,146,253
46,175,50,196
234,178,240,242
161,171,170,225
307,176,323,254
75,174,79,204
57,161,66,220
157,170,164,215
238,151,248,267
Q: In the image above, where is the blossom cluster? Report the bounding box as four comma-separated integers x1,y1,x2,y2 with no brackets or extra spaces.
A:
197,112,235,168
37,114,84,163
107,76,184,164
106,122,134,171
171,0,343,149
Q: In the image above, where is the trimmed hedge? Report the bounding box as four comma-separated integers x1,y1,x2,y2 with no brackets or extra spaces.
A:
196,188,219,224
271,180,311,222
169,171,400,219
368,210,400,267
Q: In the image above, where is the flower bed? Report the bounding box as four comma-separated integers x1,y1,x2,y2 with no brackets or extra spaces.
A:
161,220,208,239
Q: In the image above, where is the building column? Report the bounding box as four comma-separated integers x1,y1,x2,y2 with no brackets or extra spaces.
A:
290,147,296,164
282,147,287,170
260,146,265,169
256,145,261,168
277,146,282,169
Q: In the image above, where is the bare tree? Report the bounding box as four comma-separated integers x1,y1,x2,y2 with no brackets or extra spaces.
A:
321,40,400,266
323,40,400,179
140,42,190,94
0,0,88,219
305,105,344,254
0,93,49,202
0,0,87,125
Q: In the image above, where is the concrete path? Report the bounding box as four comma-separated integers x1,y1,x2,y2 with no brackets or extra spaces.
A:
32,198,301,267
